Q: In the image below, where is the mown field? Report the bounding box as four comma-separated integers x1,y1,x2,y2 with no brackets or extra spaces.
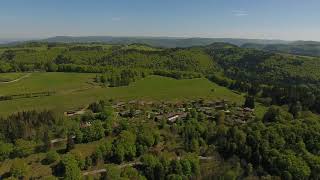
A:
0,72,251,116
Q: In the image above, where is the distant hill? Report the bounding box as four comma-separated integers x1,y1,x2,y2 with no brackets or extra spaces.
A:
40,36,290,48
242,41,320,57
0,38,34,45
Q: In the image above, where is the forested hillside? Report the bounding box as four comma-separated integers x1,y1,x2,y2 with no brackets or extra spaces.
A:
206,43,320,85
0,43,216,73
242,41,320,57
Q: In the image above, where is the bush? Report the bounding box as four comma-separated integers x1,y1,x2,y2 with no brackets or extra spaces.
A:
45,151,60,164
61,154,81,180
10,158,30,178
0,141,14,161
14,139,37,157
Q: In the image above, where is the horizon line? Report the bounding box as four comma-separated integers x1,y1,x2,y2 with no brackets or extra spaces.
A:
1,35,320,43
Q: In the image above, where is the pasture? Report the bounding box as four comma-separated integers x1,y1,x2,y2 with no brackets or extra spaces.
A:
0,73,249,116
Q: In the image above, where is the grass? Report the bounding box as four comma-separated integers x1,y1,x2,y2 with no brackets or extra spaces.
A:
0,73,27,82
0,73,247,116
0,153,52,179
0,72,96,95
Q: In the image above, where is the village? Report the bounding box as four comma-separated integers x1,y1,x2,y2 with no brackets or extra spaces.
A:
109,98,255,125
64,98,255,130
56,98,256,146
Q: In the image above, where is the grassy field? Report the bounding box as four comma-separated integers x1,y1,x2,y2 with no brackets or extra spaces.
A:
0,73,27,82
0,73,250,116
0,73,95,95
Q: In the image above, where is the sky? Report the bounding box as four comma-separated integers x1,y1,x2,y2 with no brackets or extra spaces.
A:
0,0,319,41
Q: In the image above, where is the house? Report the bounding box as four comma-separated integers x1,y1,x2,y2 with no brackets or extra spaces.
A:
205,101,216,107
129,100,137,104
178,108,186,112
112,102,126,108
215,105,225,110
134,110,143,116
223,110,231,114
166,112,188,123
243,107,254,112
155,115,164,121
119,110,131,117
199,107,212,112
80,121,92,128
168,115,180,123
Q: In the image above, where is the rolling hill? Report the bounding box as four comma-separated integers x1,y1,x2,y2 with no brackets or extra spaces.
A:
242,41,320,57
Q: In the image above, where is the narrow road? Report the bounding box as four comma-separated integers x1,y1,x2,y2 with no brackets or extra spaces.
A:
0,73,31,84
83,169,107,176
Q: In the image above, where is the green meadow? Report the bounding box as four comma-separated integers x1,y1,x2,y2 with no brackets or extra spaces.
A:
0,73,27,82
0,73,95,95
0,72,252,116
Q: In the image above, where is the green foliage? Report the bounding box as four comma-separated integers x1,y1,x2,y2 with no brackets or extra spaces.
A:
213,106,320,179
103,164,121,180
244,95,255,109
13,139,37,157
242,42,320,57
66,135,75,152
61,154,81,180
82,120,105,143
140,153,200,180
0,141,13,161
112,130,136,163
136,126,159,156
10,158,30,178
45,150,60,164
263,106,293,123
121,166,144,180
289,101,302,118
88,100,105,113
0,110,56,142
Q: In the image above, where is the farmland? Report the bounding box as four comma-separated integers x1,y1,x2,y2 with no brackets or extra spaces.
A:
0,72,245,116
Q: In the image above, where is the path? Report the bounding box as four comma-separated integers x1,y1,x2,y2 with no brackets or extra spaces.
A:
83,169,107,176
50,135,76,144
0,73,31,84
83,161,142,176
64,105,88,117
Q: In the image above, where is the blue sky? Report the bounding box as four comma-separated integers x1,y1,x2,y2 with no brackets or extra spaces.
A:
0,0,319,40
